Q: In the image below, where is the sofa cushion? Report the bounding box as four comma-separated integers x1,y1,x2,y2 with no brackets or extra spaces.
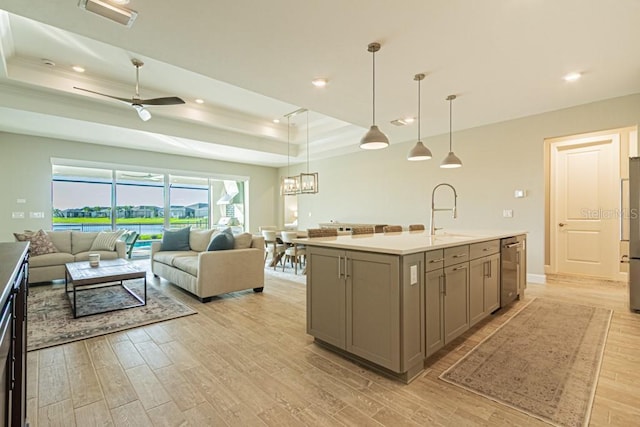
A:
153,251,199,266
172,256,199,277
208,228,234,251
14,229,59,256
75,251,120,262
189,229,216,252
47,230,72,253
233,232,253,249
90,230,125,251
71,231,99,254
28,251,74,268
161,227,191,251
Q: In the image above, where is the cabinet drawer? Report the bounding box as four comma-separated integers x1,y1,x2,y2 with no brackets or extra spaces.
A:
425,249,444,272
469,240,500,260
444,245,469,267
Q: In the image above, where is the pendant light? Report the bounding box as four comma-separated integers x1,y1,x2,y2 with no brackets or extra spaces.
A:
299,110,319,194
407,73,432,161
440,94,463,168
360,42,389,150
281,114,300,195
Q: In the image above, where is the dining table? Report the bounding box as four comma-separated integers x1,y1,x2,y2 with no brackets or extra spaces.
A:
267,230,308,272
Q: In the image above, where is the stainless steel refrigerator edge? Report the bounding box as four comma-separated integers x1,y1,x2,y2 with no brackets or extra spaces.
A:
628,157,640,311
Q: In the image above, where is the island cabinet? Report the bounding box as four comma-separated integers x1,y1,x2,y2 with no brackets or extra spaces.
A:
425,246,470,357
307,246,425,381
469,240,501,327
0,242,29,427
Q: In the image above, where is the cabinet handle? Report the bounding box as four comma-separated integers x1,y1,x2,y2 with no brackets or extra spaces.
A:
485,260,492,278
337,256,342,279
428,258,444,264
452,253,467,259
452,265,467,272
442,275,447,296
345,256,350,278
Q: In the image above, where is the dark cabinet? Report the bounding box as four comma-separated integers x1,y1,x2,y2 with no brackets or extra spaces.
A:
0,242,29,427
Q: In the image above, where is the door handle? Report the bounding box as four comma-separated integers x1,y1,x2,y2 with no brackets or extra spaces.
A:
558,223,566,227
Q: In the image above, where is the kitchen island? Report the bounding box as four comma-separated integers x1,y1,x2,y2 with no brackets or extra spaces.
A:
296,230,526,383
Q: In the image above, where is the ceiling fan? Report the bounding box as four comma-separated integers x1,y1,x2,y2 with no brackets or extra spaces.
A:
73,59,185,121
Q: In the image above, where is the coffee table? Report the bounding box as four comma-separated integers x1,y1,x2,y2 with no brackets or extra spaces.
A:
64,258,146,318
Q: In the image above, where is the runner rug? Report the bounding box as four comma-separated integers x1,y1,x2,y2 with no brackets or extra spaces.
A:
27,280,196,351
439,298,612,427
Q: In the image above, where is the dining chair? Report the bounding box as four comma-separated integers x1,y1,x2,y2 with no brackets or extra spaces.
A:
259,225,277,232
383,225,403,233
261,230,286,268
281,231,306,274
408,224,425,231
307,228,338,238
351,226,374,235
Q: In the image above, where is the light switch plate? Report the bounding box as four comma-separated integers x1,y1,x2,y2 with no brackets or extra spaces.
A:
514,190,525,198
410,265,418,285
503,209,513,218
29,211,45,219
16,198,26,204
12,212,25,219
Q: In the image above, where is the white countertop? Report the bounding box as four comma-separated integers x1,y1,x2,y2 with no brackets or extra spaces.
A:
293,230,527,255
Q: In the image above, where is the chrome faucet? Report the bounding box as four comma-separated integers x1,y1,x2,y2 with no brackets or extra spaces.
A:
430,183,458,235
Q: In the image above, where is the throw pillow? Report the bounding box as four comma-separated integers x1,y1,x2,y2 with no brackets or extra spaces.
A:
233,232,253,249
160,227,191,251
89,230,125,251
13,229,58,256
207,228,235,251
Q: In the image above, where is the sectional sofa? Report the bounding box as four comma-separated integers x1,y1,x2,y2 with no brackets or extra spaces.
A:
19,230,125,283
151,228,265,302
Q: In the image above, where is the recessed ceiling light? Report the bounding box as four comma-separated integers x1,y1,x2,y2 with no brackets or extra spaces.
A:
273,119,280,123
563,72,582,82
403,117,415,124
72,65,85,73
312,78,328,88
194,98,204,104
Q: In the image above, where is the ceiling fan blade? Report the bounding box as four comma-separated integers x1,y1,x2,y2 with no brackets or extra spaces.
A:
138,96,186,106
73,87,132,103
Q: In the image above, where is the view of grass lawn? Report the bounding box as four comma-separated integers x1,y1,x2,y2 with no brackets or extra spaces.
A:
52,217,204,224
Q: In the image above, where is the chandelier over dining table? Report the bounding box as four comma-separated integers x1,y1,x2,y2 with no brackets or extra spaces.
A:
280,108,319,195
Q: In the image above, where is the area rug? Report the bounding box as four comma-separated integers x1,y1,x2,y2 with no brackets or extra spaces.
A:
439,298,612,427
27,280,197,351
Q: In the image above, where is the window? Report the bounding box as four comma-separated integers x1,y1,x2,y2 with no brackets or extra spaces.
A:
52,166,113,231
51,162,249,256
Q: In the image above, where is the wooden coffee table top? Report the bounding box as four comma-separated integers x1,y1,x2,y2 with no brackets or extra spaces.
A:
65,258,146,287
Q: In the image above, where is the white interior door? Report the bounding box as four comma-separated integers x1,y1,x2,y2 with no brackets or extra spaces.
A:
552,135,619,278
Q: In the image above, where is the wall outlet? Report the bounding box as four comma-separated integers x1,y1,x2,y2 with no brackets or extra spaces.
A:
514,190,525,198
503,209,513,218
29,211,45,219
12,212,25,219
410,265,418,285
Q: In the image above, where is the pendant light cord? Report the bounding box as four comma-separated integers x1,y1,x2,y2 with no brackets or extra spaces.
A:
287,115,291,177
372,48,376,126
448,97,452,152
417,78,421,140
306,111,310,173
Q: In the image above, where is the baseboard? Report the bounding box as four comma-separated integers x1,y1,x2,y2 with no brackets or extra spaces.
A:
527,273,546,284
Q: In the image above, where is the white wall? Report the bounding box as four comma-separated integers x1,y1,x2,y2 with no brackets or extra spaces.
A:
0,133,279,240
284,93,640,276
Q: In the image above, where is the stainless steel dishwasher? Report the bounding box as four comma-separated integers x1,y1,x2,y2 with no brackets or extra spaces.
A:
500,235,525,307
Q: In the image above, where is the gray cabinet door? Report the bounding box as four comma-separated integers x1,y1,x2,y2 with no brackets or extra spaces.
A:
517,236,527,297
425,269,444,357
346,251,400,371
469,258,486,327
307,247,346,348
443,263,469,344
484,253,501,313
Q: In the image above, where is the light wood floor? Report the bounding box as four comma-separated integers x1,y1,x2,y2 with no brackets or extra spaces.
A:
27,268,640,426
